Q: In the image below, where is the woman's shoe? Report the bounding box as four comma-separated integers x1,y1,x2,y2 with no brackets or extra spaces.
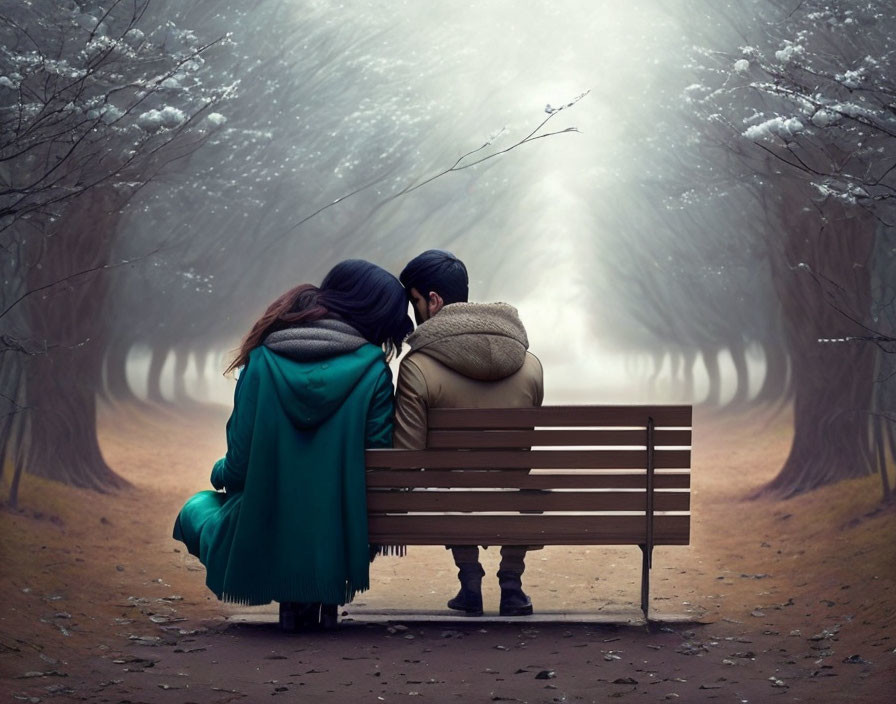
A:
279,602,322,632
279,601,299,632
320,604,339,629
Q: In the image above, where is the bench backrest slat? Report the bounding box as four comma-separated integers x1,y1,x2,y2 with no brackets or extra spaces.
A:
367,489,690,513
427,405,692,428
368,514,690,546
428,428,692,448
365,470,691,490
365,448,690,469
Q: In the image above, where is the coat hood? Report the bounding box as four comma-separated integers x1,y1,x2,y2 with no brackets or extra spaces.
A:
254,322,383,428
405,302,529,381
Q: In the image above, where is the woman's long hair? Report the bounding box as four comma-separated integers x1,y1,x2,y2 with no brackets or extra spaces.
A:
226,260,413,374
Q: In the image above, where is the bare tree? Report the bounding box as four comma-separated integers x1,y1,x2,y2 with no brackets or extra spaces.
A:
1,0,228,502
685,0,895,497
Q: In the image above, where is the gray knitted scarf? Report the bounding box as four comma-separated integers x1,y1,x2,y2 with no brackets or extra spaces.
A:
263,319,368,361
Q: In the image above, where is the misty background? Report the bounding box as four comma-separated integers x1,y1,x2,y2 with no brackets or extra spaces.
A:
116,1,690,407
2,0,893,500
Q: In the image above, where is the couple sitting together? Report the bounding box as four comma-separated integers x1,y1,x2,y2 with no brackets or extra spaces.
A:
173,250,544,628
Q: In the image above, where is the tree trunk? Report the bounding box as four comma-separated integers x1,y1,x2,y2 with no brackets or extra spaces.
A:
172,346,191,404
15,188,129,491
103,337,139,404
192,347,211,401
681,348,697,403
873,414,891,502
755,332,790,405
887,423,896,503
646,349,665,396
0,354,24,491
760,349,875,497
668,349,682,400
23,347,128,490
871,348,895,502
756,200,876,498
146,342,169,404
8,393,30,507
700,345,721,407
1,264,28,491
726,337,750,408
869,223,896,501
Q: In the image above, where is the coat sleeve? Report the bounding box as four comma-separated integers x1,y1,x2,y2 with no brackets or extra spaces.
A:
210,364,258,493
365,363,396,449
392,356,428,450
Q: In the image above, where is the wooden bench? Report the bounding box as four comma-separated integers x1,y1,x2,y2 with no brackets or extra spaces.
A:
365,405,692,620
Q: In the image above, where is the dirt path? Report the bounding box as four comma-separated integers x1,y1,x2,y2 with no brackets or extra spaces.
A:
1,403,894,703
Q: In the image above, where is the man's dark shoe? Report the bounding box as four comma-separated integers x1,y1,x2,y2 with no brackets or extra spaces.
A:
447,586,484,616
448,560,485,616
499,588,533,616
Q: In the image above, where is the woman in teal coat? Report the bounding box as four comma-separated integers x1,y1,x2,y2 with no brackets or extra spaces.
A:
173,260,413,629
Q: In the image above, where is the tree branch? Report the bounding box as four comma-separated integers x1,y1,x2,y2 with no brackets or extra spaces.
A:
0,247,164,322
266,91,589,250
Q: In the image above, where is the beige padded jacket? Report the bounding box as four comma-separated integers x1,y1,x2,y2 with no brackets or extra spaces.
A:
393,302,544,450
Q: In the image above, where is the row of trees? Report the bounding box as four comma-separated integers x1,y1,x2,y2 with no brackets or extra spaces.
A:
596,0,894,497
1,0,231,498
691,0,894,498
3,0,891,503
2,0,588,503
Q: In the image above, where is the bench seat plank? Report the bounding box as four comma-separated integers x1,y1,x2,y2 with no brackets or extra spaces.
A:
368,514,690,545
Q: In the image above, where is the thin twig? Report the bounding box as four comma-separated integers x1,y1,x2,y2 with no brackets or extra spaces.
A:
0,247,164,322
266,91,589,248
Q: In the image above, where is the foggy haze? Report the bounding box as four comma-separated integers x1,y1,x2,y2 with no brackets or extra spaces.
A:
112,1,711,406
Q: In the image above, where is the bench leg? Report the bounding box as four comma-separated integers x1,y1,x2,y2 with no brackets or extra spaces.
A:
639,544,652,622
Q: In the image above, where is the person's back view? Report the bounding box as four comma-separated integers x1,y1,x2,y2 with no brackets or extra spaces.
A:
394,250,544,616
173,260,413,630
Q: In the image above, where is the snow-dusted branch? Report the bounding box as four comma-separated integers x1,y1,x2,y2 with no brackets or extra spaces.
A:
0,3,231,237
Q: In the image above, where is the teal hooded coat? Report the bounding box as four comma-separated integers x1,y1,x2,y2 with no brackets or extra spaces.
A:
173,336,394,605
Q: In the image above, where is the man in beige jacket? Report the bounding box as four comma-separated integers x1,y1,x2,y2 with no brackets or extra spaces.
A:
393,250,544,616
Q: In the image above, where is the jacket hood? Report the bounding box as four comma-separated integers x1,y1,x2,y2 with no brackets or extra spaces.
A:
405,302,529,381
253,325,383,428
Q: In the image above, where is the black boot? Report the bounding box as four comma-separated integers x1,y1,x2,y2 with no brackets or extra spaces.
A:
320,604,339,630
447,547,485,616
498,581,533,616
498,546,532,616
279,602,322,632
447,580,484,616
